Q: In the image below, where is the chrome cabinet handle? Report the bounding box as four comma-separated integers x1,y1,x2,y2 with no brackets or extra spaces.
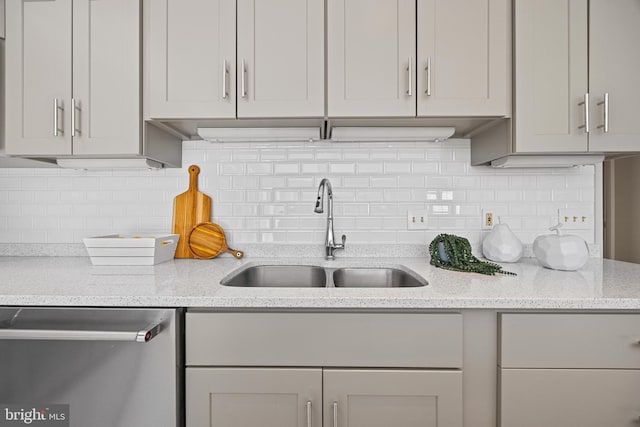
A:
333,402,338,427
578,93,590,133
406,57,413,96
222,60,229,100
241,59,247,98
71,98,80,137
597,93,609,133
306,401,312,427
53,98,64,137
425,57,431,96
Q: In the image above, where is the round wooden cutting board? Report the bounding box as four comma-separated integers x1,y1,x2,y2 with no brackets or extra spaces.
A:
187,222,244,259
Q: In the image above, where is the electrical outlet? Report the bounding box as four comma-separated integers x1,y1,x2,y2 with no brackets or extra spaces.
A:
482,210,494,229
407,210,429,230
558,209,592,230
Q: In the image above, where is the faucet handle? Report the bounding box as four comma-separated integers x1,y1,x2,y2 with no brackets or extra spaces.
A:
340,234,346,248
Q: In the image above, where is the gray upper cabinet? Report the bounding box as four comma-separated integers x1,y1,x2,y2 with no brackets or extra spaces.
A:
0,0,5,39
588,0,640,152
417,0,509,117
145,0,236,119
146,0,324,120
471,0,640,164
328,0,509,118
512,0,589,154
5,0,158,159
72,0,141,156
5,0,73,156
237,0,324,118
327,0,416,117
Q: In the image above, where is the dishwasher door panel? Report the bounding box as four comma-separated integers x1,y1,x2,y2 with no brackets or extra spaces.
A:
0,307,181,427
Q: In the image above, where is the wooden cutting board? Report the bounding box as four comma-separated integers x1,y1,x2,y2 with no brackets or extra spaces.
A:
172,165,211,258
188,222,244,259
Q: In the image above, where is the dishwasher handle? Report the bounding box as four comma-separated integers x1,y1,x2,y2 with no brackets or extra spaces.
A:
0,322,162,343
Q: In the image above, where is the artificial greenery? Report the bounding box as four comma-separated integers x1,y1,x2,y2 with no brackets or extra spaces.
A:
429,234,516,276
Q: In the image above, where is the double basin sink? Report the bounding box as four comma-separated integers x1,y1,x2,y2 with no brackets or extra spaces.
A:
221,264,428,288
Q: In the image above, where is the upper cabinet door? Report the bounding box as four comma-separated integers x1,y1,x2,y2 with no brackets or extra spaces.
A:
72,0,141,155
237,0,324,118
146,0,236,119
588,0,640,152
417,0,509,117
327,0,416,117
512,0,588,153
5,0,73,156
0,0,5,39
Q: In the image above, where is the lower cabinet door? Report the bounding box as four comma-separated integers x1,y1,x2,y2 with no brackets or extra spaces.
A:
186,368,322,427
323,369,463,427
500,369,640,427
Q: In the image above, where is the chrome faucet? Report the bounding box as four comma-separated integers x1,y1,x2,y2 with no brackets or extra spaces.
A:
314,178,346,260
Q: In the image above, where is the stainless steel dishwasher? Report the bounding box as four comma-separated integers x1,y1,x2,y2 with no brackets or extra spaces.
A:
0,307,182,427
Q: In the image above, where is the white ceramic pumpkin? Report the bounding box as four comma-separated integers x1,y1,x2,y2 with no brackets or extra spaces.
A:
533,223,589,271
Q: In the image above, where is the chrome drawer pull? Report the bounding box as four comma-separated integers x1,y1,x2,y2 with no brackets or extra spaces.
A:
333,402,338,427
306,401,312,427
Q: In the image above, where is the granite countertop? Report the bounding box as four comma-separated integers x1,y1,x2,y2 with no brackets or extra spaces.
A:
1,255,640,309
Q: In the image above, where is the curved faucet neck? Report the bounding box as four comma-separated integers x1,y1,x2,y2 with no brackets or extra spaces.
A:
315,178,333,215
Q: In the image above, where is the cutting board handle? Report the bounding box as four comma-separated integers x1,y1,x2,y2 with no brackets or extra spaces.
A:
188,165,200,191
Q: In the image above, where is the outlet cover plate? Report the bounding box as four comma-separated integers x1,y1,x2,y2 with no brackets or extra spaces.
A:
407,210,429,230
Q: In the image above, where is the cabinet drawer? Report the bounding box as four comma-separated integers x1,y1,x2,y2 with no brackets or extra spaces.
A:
186,312,462,368
500,313,640,368
500,369,640,427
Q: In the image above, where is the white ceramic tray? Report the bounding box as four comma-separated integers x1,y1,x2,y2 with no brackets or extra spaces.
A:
83,234,179,265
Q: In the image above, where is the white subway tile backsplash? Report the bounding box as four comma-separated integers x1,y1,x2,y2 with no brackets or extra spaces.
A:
370,204,400,216
384,189,412,202
342,176,370,188
274,163,300,175
0,139,598,247
259,176,287,189
9,192,34,203
426,176,453,188
413,162,439,174
398,176,425,188
439,162,467,175
384,162,412,174
370,176,397,188
329,163,356,174
301,163,329,174
342,204,370,216
357,163,384,174
370,150,398,160
247,163,273,175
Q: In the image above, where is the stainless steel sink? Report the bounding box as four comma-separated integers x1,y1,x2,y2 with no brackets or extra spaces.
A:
220,264,427,288
220,265,327,287
332,267,427,288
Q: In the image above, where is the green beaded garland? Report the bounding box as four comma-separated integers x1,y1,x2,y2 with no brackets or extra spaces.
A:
428,234,516,276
